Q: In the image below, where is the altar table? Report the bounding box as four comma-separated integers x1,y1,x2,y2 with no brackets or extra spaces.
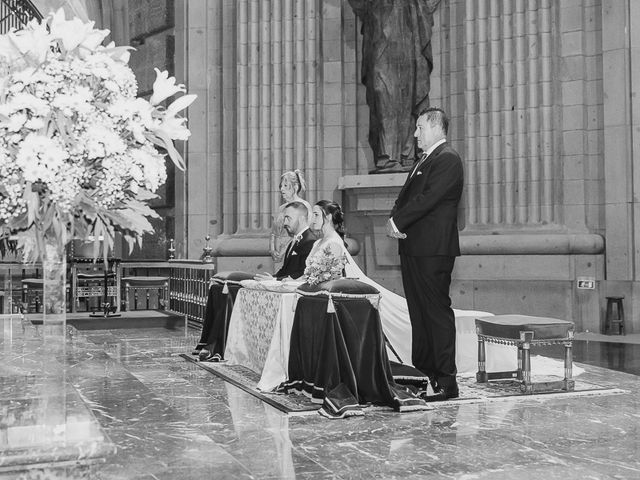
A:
224,284,427,417
224,287,298,391
224,286,517,391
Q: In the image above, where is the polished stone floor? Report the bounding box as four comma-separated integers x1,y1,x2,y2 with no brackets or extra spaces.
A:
1,315,640,479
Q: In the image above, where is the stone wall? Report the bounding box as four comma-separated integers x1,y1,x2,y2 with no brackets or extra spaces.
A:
121,0,176,260
170,0,640,333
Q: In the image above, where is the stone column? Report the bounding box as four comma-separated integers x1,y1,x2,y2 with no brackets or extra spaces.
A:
464,0,557,230
631,0,640,324
602,0,634,281
235,0,320,233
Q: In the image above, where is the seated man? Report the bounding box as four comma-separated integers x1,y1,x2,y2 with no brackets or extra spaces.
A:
196,201,314,361
256,201,315,281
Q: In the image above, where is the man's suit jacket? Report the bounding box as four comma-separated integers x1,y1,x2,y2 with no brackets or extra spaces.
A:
274,228,316,279
390,142,463,257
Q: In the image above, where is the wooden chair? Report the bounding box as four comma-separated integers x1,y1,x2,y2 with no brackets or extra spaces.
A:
70,257,121,315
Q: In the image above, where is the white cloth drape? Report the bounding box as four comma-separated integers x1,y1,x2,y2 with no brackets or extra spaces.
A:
343,249,517,374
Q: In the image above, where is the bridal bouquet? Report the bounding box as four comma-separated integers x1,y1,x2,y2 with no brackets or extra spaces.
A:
304,246,346,286
0,9,196,261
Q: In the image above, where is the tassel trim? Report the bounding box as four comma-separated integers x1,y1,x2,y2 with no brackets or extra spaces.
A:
296,290,380,310
327,295,336,313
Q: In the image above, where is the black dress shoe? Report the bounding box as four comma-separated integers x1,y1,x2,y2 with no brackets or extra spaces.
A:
420,387,459,402
199,349,222,362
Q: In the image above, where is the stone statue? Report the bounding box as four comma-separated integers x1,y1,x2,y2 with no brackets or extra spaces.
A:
349,0,441,173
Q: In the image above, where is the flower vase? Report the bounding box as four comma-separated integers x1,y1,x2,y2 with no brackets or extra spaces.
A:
42,238,67,329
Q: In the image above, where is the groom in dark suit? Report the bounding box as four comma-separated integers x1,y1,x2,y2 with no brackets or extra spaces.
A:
196,201,314,361
256,201,315,281
386,107,463,401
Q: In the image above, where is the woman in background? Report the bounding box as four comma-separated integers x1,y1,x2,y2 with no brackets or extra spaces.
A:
271,170,312,271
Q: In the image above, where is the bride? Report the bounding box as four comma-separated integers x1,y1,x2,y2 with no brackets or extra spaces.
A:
308,200,517,376
305,200,348,280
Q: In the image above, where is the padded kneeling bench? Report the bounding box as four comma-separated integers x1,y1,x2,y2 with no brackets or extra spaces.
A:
193,271,255,358
475,315,575,394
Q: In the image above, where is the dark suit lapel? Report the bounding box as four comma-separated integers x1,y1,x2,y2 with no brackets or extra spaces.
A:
283,228,310,264
300,228,314,245
397,143,447,203
413,142,446,180
281,239,294,268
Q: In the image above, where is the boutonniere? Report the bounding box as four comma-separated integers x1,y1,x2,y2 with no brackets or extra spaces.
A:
416,171,423,176
291,251,298,256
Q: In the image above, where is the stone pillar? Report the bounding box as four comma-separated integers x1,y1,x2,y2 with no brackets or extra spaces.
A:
236,0,320,234
174,0,324,261
632,0,640,327
602,0,633,280
602,0,640,327
464,0,557,229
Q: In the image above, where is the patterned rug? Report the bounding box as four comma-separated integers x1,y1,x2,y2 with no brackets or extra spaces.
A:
180,354,627,416
180,354,320,415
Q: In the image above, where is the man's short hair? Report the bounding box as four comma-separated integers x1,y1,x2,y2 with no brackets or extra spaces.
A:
284,201,309,218
417,107,449,135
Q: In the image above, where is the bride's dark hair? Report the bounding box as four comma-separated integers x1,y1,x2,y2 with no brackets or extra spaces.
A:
315,200,345,239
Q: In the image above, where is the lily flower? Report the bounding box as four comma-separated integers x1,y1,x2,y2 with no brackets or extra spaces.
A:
154,115,191,142
79,28,110,53
48,8,101,53
0,32,22,64
165,94,197,117
7,20,51,64
99,42,132,63
149,69,186,105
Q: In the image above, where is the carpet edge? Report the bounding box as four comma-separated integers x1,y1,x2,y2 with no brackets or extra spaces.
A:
179,353,320,414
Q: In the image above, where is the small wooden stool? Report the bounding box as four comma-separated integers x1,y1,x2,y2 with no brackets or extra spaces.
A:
121,276,169,311
604,296,625,335
475,315,575,394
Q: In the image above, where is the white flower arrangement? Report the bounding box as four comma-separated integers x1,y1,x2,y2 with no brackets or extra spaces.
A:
0,9,196,261
303,246,346,286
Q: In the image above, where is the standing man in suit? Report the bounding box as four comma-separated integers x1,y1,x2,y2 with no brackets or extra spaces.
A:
256,201,315,281
386,107,464,401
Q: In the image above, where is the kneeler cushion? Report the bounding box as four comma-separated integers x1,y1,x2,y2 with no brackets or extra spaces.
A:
475,315,574,340
196,271,252,359
297,278,380,295
212,271,254,283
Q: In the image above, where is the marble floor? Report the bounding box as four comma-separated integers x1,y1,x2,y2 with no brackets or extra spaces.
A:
1,315,640,479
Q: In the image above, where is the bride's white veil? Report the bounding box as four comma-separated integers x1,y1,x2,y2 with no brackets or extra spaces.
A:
343,246,414,365
343,246,517,375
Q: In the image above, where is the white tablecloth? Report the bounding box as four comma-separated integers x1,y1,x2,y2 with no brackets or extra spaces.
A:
224,288,297,391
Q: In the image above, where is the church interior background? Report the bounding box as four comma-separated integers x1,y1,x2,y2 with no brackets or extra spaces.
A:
92,0,640,335
1,0,640,478
31,0,638,334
